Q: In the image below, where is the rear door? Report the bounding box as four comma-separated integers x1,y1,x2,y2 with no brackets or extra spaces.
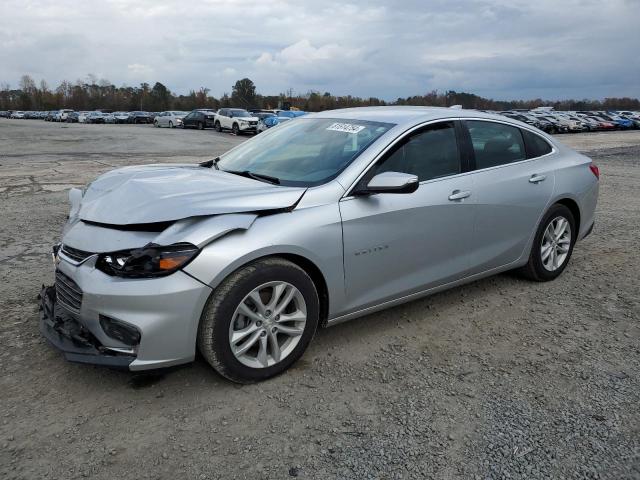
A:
463,120,555,273
340,121,476,312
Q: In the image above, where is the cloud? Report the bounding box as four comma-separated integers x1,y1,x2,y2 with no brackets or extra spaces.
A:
0,0,638,100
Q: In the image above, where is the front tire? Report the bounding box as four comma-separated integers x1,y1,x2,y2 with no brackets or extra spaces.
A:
215,121,222,132
197,121,204,130
232,123,239,135
197,258,319,383
519,204,576,282
169,121,174,128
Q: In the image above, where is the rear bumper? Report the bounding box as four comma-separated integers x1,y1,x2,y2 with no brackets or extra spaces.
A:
39,285,135,369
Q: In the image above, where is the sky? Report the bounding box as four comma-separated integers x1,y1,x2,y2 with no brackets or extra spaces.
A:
1,0,639,101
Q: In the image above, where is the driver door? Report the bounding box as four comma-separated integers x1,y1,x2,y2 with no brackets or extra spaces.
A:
339,121,476,313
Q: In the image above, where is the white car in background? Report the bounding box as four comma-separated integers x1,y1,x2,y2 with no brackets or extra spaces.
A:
154,111,188,128
55,109,74,122
214,108,259,135
10,111,26,119
77,112,91,123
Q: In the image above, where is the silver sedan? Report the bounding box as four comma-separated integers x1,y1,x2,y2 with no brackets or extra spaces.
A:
41,107,598,382
153,111,188,128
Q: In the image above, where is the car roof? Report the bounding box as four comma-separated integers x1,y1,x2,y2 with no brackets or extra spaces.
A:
308,106,512,126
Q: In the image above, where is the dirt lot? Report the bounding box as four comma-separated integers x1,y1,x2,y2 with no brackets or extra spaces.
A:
0,120,638,479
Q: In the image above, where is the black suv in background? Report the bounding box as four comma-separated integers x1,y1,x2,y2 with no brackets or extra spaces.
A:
127,111,154,124
182,110,217,130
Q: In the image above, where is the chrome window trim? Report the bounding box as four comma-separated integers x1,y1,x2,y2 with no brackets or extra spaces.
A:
341,118,464,199
463,117,557,165
342,116,557,199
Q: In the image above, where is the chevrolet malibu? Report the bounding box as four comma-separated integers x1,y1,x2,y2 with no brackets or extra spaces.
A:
40,107,599,383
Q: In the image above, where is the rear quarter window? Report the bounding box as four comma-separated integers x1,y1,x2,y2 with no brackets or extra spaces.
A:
522,129,553,158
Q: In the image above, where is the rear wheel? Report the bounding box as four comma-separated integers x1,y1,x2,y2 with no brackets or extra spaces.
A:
519,204,576,282
197,258,319,383
154,120,159,127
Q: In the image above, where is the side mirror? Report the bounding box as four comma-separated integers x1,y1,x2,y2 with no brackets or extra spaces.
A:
356,171,419,195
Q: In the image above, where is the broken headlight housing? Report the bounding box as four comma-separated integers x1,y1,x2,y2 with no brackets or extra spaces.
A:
96,243,199,278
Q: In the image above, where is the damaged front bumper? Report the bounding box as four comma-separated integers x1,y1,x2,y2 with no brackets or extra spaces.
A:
39,285,135,368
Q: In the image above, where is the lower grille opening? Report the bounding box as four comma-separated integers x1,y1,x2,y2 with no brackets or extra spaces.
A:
55,270,83,313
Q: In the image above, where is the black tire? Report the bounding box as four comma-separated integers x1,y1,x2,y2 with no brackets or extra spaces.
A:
197,258,319,383
197,121,204,130
169,121,173,128
215,121,222,132
154,120,159,128
519,204,576,282
232,123,239,135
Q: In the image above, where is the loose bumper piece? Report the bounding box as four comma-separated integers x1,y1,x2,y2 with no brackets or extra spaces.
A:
38,285,135,369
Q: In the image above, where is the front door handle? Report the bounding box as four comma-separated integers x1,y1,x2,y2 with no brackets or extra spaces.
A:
448,190,471,201
529,174,547,184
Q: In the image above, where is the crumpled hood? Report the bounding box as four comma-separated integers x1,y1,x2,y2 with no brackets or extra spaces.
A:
77,164,306,225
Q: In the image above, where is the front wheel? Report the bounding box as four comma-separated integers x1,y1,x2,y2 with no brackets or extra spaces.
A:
215,121,222,132
519,204,576,282
197,258,319,383
232,123,239,135
197,121,204,130
169,121,173,128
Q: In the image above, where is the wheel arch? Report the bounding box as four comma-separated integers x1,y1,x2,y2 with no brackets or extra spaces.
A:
201,251,331,328
554,197,581,234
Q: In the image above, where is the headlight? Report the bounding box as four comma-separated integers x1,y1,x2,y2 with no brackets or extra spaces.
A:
96,243,199,278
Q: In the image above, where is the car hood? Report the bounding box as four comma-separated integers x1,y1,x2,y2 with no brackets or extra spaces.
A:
76,164,307,225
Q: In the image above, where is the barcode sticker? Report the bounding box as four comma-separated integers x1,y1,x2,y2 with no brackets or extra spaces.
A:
326,122,366,134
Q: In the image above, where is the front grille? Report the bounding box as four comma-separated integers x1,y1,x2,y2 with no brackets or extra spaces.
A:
55,270,83,313
248,121,257,125
60,244,94,263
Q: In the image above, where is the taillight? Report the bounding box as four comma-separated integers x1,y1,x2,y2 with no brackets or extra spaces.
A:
589,163,600,179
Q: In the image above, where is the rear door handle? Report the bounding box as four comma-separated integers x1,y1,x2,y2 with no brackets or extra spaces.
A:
448,190,471,201
529,174,547,184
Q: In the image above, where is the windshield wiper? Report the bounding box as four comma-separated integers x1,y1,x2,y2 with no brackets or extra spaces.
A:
199,157,220,170
223,169,280,185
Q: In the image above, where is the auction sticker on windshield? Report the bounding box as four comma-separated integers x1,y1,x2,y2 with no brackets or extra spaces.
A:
326,122,366,134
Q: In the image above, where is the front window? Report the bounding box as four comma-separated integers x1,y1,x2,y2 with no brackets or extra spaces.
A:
217,118,394,187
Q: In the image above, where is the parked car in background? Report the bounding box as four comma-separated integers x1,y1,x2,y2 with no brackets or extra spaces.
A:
54,109,74,122
86,112,106,124
112,112,129,124
10,111,26,119
181,110,217,130
0,111,9,118
66,112,81,123
103,113,116,124
40,107,598,382
254,112,278,133
128,111,153,124
214,108,259,134
154,111,188,128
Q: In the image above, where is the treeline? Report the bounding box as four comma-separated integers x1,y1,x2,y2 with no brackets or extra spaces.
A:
2,74,639,112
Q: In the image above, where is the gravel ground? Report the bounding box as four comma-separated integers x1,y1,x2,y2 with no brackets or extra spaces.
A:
0,120,638,479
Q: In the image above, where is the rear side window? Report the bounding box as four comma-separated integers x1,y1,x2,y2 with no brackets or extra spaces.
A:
521,129,553,158
467,120,526,169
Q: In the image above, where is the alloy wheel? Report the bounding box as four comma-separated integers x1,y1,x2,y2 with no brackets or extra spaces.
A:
540,216,571,271
229,281,307,368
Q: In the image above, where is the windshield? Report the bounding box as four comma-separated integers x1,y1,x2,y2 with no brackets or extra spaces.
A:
217,118,394,187
230,109,251,117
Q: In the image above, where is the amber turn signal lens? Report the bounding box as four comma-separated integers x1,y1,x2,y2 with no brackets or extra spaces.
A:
159,255,190,270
